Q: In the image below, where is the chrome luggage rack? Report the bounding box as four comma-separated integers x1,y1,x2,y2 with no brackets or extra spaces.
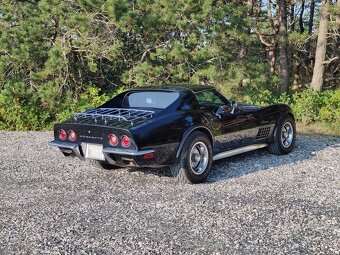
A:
73,108,155,126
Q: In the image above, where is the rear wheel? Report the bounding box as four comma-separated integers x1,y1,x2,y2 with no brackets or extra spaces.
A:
170,131,213,183
268,115,296,155
89,159,120,170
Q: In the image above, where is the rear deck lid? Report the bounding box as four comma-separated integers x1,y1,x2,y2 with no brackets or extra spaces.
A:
68,108,155,129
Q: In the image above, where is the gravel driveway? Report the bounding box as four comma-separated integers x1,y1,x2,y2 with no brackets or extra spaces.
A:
0,131,339,254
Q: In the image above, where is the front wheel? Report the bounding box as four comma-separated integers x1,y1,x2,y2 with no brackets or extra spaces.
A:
268,115,296,155
170,131,213,184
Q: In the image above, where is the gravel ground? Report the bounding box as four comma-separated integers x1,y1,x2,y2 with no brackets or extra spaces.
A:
0,131,339,254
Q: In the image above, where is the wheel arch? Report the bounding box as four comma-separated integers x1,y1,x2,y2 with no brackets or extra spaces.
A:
270,111,295,142
175,126,214,159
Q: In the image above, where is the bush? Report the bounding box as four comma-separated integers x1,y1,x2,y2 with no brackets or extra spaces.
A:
0,80,339,133
0,84,119,131
319,89,340,128
240,86,340,132
289,89,339,130
291,89,324,124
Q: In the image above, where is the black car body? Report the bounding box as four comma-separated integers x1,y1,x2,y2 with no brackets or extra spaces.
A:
49,85,296,183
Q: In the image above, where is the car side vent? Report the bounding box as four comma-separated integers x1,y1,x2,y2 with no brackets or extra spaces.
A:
256,127,271,140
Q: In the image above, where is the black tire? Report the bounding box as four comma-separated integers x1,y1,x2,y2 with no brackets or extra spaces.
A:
89,159,120,170
170,131,213,184
268,114,296,155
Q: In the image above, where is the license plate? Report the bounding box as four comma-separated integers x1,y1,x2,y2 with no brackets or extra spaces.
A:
82,143,105,161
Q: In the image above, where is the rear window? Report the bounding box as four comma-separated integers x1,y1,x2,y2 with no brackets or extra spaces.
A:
123,91,179,109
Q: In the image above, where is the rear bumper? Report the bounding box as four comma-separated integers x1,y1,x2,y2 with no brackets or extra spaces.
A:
48,141,84,159
48,140,156,167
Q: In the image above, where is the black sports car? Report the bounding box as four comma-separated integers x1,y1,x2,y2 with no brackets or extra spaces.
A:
49,85,296,183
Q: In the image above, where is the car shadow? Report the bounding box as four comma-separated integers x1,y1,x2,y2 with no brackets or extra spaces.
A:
125,134,339,183
206,134,340,183
127,166,173,177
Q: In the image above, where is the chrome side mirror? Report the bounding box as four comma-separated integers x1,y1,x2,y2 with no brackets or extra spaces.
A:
215,105,224,119
231,100,237,114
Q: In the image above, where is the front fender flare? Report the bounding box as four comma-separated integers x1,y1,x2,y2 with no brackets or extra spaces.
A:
270,111,295,143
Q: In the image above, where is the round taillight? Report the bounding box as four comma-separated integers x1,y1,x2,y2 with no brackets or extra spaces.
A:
68,130,77,141
108,134,118,146
121,135,131,147
59,129,67,140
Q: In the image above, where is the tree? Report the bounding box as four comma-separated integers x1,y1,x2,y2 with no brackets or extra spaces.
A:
278,0,290,93
299,0,305,33
0,0,339,130
308,0,316,35
311,0,330,91
337,0,340,25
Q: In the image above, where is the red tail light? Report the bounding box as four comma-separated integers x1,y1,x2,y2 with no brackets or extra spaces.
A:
143,152,154,159
108,134,118,146
68,130,77,141
121,135,131,147
59,129,67,140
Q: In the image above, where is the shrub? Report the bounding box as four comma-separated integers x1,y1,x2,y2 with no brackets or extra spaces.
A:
318,89,340,129
0,83,119,130
0,81,338,132
239,86,340,132
291,89,324,124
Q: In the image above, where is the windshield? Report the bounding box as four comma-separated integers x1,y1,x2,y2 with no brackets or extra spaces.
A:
123,91,179,109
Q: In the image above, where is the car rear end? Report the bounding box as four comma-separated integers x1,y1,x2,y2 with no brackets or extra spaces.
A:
49,108,156,168
49,89,185,168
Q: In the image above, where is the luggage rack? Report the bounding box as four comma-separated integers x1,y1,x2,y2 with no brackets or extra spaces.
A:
73,108,155,126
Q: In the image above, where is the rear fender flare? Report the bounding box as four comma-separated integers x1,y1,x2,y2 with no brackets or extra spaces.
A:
175,126,214,159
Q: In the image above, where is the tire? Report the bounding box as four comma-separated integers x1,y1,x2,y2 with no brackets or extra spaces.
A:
170,131,213,184
89,159,120,170
268,114,296,155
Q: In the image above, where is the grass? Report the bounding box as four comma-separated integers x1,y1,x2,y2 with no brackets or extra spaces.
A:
297,122,340,137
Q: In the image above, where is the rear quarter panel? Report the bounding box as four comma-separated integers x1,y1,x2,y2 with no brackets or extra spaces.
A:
130,110,213,165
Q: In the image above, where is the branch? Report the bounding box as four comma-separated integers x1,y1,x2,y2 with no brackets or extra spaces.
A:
323,56,339,64
139,42,168,62
253,28,273,47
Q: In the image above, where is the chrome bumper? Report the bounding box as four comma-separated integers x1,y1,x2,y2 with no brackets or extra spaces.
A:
102,147,154,156
48,141,84,159
48,141,154,165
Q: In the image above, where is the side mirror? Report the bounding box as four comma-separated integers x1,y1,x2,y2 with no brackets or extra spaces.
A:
215,105,224,119
231,100,237,114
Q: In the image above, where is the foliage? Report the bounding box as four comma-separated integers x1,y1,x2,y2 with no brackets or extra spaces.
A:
239,86,340,132
0,84,116,130
0,0,339,131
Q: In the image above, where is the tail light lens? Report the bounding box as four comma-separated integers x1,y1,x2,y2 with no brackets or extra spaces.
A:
108,134,118,146
59,129,67,141
121,135,131,147
68,130,77,141
143,152,154,159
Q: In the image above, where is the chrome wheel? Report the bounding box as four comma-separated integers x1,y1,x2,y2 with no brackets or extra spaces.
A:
281,122,294,148
189,141,209,175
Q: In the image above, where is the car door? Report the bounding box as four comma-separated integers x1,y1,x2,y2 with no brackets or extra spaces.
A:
218,105,258,152
195,89,258,153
